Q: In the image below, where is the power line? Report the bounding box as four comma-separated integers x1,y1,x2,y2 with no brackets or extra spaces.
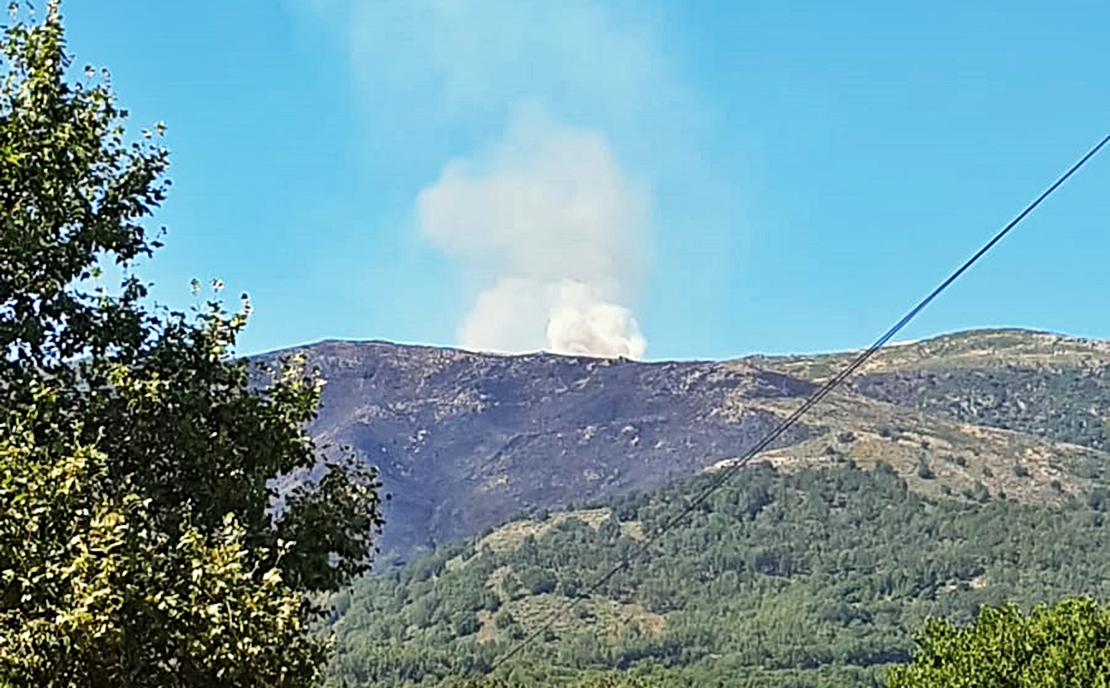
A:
489,133,1110,670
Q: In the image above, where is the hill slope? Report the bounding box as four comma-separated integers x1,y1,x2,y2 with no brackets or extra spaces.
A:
323,460,1110,687
264,342,814,558
265,329,1110,561
758,329,1110,451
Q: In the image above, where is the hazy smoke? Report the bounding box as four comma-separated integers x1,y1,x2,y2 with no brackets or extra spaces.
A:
288,0,716,358
417,105,649,359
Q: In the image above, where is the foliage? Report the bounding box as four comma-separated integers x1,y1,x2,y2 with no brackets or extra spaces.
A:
0,421,326,685
0,2,382,685
323,461,1110,686
886,597,1110,687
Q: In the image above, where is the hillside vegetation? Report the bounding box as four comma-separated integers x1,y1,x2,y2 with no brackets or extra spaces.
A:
322,460,1110,686
760,329,1110,451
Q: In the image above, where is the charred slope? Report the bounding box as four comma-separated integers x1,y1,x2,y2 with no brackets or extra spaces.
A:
257,341,814,560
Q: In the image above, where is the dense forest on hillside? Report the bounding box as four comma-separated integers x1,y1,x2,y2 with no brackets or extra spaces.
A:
320,461,1110,686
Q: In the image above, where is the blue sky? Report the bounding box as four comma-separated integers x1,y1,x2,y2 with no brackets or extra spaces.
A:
61,0,1109,360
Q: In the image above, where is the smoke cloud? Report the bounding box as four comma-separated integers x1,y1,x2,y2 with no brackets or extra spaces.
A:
417,106,649,358
288,0,717,359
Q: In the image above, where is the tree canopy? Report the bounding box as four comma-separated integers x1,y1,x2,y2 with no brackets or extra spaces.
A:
886,597,1110,688
0,2,382,685
322,459,1110,687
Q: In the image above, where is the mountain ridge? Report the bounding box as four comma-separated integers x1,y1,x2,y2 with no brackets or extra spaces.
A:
253,328,1110,562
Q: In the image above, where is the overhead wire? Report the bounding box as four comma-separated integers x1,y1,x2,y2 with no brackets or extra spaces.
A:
489,133,1110,670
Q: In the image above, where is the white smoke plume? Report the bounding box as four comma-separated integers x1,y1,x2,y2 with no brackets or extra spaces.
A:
287,0,718,359
417,105,649,359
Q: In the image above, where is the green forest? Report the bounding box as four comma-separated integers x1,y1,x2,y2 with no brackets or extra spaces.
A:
322,461,1110,686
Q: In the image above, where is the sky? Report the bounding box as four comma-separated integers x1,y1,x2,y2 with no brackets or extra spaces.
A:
59,0,1110,361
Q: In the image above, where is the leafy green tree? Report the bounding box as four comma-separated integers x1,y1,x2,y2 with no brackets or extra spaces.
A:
0,2,382,685
885,597,1110,687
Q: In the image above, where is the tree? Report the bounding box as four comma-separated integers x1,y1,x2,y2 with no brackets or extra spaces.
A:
885,597,1110,687
0,2,383,685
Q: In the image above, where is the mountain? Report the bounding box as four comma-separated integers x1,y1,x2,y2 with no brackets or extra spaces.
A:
299,329,1110,688
262,341,813,560
265,329,1110,562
